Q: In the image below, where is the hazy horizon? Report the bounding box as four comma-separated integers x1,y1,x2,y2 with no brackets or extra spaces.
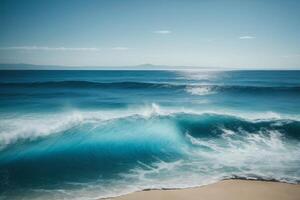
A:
0,63,300,70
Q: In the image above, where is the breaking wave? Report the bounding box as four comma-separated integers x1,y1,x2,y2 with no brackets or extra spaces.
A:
1,104,300,148
1,104,300,199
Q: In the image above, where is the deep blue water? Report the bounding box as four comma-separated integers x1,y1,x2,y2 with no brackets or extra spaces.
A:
0,70,300,199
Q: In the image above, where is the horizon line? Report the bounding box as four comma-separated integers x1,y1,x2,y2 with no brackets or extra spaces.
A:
0,63,299,70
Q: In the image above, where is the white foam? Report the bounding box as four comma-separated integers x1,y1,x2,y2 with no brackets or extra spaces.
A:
0,112,85,148
1,104,299,149
185,128,300,174
185,86,215,96
101,128,300,199
5,117,300,200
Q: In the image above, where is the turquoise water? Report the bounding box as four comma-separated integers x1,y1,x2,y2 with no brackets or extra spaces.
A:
0,70,300,199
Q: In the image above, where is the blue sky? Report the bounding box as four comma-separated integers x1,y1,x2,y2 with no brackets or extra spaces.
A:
0,0,300,68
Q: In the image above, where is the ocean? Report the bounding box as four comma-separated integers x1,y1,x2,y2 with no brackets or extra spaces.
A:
0,70,300,199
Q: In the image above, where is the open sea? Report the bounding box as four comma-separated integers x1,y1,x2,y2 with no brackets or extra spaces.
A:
0,70,300,199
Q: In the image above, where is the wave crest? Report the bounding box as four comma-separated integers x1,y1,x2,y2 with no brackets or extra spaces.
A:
1,105,300,199
1,104,300,149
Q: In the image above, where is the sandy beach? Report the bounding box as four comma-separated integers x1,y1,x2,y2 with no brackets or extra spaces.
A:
112,180,300,200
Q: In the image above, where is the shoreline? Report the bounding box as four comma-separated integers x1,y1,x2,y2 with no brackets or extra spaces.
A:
108,179,300,200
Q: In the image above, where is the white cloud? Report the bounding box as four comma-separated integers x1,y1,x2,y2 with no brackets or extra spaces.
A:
239,36,256,39
111,47,130,50
0,46,100,51
153,30,172,34
0,46,132,52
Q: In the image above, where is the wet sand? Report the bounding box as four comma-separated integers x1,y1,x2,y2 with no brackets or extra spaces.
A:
111,180,300,200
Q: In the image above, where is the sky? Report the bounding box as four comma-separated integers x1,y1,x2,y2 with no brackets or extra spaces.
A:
0,0,300,68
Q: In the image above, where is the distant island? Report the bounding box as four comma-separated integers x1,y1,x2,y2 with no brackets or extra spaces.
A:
0,63,219,70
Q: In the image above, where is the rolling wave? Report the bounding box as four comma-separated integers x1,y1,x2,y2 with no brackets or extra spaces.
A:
1,104,300,148
1,81,300,94
1,105,300,199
